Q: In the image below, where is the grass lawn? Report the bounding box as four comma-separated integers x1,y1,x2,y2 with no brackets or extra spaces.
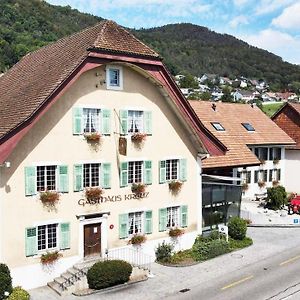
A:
261,102,284,117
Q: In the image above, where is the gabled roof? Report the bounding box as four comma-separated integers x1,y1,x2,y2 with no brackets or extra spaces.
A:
189,101,295,169
0,20,226,163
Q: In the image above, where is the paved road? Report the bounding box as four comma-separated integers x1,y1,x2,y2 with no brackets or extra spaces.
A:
30,227,300,300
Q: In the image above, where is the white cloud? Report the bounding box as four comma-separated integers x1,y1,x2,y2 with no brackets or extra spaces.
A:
239,29,300,64
255,0,296,15
272,2,300,30
233,0,249,6
229,15,249,28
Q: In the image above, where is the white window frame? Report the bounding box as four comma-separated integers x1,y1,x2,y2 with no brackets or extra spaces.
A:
36,165,58,192
128,211,144,236
128,161,144,184
83,163,101,188
82,108,102,134
37,223,59,252
106,66,123,90
166,159,179,181
167,206,180,228
128,110,144,134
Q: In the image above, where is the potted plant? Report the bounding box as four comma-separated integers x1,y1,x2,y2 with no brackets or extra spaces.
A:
258,180,266,188
40,190,59,207
242,182,249,192
169,228,184,238
84,132,101,142
128,234,146,245
259,159,265,165
131,183,146,194
273,158,280,165
169,180,183,195
40,251,62,265
85,187,103,201
131,133,147,144
272,180,279,187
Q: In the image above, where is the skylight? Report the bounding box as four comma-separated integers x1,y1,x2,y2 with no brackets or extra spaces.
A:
211,122,225,131
242,123,255,131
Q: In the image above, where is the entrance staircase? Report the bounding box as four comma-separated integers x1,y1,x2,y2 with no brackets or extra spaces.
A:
47,248,153,296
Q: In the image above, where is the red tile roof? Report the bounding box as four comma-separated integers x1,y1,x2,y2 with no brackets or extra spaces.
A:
189,101,295,169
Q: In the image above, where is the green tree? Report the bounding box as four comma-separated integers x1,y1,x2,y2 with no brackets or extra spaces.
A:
179,73,199,89
221,86,233,102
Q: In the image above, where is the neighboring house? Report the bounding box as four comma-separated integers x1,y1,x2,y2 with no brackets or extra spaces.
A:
0,21,226,289
272,103,300,193
199,84,210,92
276,92,298,102
199,73,217,83
219,77,232,85
189,101,295,199
240,81,247,88
233,90,255,102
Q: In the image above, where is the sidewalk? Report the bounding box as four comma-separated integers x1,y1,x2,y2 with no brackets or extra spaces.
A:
30,227,300,300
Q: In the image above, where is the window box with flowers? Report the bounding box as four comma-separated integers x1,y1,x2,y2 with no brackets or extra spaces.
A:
169,227,184,238
258,181,266,188
169,180,183,195
242,183,249,192
85,187,103,201
128,234,146,246
131,183,146,194
131,132,147,144
273,158,280,165
84,132,101,142
40,190,60,208
272,180,279,187
40,251,62,265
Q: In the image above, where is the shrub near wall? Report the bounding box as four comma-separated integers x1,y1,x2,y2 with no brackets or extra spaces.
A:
0,263,12,300
87,260,132,290
228,217,247,240
7,287,30,300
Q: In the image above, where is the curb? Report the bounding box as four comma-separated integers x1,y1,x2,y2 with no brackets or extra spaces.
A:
248,224,300,228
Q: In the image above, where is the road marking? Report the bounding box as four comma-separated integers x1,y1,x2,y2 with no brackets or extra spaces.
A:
221,275,254,290
280,255,300,266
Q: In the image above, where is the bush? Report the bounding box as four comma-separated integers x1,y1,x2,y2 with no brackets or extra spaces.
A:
155,241,174,263
229,237,253,250
228,217,247,240
87,260,132,290
266,185,287,210
192,239,230,261
7,287,30,300
0,263,12,300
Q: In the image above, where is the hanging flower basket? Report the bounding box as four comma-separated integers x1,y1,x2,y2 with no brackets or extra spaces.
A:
169,180,183,195
128,234,146,245
273,159,280,165
84,132,101,142
40,251,62,265
272,180,279,187
258,181,266,188
40,190,60,206
169,228,184,238
242,183,249,192
85,187,103,201
131,183,146,194
131,133,147,144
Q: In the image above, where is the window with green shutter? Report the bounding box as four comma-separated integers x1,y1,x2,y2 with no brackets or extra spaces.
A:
144,111,152,135
120,110,128,135
58,165,69,193
179,159,187,181
159,208,167,232
101,163,111,189
120,162,128,187
144,160,152,185
25,166,36,196
25,227,37,257
119,214,129,239
74,164,83,191
101,109,111,135
60,223,70,250
159,161,166,184
180,205,188,228
144,210,153,234
73,107,83,135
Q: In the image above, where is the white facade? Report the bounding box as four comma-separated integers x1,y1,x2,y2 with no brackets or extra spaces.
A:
284,149,300,193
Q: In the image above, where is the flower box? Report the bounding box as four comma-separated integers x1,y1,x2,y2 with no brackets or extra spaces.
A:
242,183,249,192
258,181,265,188
272,180,279,187
85,187,103,201
259,159,265,165
128,234,146,245
169,228,184,238
84,132,101,142
40,190,59,206
131,133,147,144
40,251,62,265
273,159,280,165
131,183,146,194
168,180,183,195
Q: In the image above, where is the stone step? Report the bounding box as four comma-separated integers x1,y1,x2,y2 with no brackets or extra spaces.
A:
47,281,65,296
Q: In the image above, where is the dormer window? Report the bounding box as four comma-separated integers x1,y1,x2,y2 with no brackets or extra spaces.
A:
106,66,123,90
242,123,255,131
211,122,225,131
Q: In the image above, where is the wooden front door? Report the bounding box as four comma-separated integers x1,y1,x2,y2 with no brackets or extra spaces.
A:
84,223,101,257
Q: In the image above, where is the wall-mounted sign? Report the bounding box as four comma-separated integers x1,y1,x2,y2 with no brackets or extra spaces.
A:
78,192,149,206
119,137,127,156
109,224,114,229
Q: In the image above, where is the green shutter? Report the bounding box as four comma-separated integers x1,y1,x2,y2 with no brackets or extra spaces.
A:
73,107,83,135
144,210,153,234
25,167,36,196
101,109,111,135
119,214,128,239
73,164,83,192
180,205,188,228
120,110,128,135
60,223,70,250
101,163,111,189
179,159,187,182
120,162,128,187
144,160,152,185
159,208,167,232
144,111,152,135
58,165,69,193
25,227,37,257
159,161,166,184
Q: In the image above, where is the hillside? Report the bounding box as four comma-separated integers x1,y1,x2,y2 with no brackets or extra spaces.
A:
1,0,300,89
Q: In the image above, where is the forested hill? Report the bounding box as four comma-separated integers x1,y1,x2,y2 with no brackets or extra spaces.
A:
1,0,300,89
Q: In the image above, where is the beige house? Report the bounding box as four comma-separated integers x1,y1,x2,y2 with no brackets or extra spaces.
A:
0,21,225,289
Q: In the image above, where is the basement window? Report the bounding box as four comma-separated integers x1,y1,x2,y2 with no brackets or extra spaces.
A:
242,123,255,131
211,122,225,131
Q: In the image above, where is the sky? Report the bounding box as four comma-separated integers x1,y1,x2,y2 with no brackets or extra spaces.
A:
46,0,300,65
